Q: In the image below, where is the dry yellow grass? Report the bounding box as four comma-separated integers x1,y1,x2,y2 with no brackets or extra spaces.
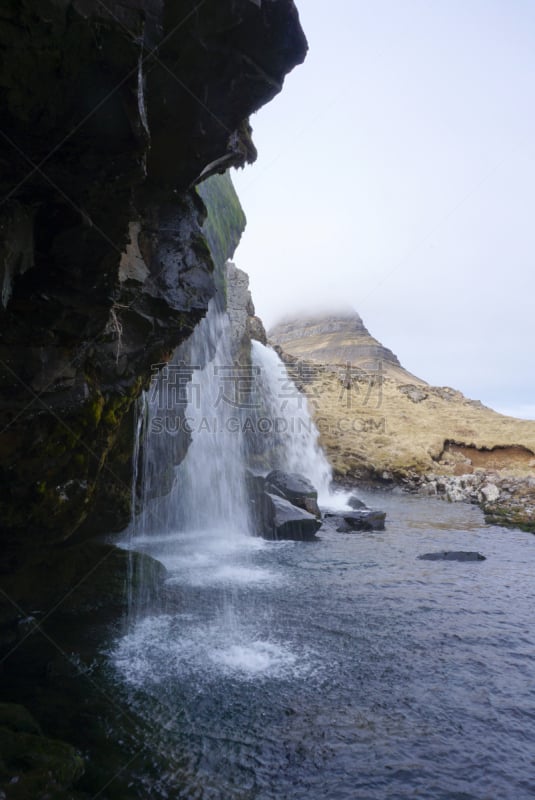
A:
289,362,535,482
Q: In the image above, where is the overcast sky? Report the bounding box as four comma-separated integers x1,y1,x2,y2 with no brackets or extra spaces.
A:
232,0,535,420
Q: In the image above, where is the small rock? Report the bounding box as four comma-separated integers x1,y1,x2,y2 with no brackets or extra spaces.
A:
347,494,366,509
421,481,437,496
418,551,486,562
398,384,428,403
480,483,500,503
335,509,386,532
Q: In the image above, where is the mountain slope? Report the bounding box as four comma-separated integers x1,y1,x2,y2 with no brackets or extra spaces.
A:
269,310,424,383
269,311,535,532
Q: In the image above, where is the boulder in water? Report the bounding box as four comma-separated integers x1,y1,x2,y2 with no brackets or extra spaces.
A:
347,495,366,510
335,509,386,532
417,551,486,562
262,493,321,541
265,470,321,518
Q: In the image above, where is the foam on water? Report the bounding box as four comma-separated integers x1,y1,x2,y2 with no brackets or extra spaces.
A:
166,563,278,588
321,488,358,512
112,613,309,686
215,641,296,676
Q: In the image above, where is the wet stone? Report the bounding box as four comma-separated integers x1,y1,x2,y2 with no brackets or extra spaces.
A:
418,551,486,562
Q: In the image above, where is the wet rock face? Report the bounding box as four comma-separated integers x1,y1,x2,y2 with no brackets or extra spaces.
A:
0,0,307,560
247,469,322,540
0,702,85,799
263,493,321,541
265,469,320,517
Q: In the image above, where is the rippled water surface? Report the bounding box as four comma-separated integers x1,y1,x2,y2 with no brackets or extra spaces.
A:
111,492,535,799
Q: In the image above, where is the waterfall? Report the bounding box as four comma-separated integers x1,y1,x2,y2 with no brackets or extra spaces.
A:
160,305,251,538
124,300,256,622
248,340,333,503
131,308,333,548
126,395,146,620
133,302,253,528
131,311,336,533
116,301,342,687
124,302,337,623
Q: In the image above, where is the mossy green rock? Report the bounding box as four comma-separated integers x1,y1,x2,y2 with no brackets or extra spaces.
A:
0,703,84,799
0,725,84,799
198,172,247,275
0,704,41,736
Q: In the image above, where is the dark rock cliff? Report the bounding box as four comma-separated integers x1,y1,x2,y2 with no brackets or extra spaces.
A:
0,0,307,573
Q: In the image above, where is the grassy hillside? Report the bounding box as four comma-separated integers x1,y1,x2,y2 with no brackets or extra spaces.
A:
272,311,535,531
292,364,535,482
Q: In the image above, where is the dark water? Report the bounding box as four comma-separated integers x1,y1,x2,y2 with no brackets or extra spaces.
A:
110,491,535,799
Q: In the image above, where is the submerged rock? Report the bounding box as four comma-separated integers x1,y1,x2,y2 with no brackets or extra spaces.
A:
347,494,366,510
417,551,486,562
334,509,386,532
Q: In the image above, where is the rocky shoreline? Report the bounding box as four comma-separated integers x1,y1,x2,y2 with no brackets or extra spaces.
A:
401,471,535,533
335,469,535,534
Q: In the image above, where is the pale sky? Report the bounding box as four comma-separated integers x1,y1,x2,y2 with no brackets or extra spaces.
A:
232,0,535,419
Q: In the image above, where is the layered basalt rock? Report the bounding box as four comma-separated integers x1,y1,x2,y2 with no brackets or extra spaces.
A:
0,0,307,566
269,310,409,375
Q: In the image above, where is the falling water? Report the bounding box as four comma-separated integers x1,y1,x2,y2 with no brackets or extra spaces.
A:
126,394,147,619
166,307,251,537
118,300,338,673
129,306,334,560
248,339,333,503
124,300,258,620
